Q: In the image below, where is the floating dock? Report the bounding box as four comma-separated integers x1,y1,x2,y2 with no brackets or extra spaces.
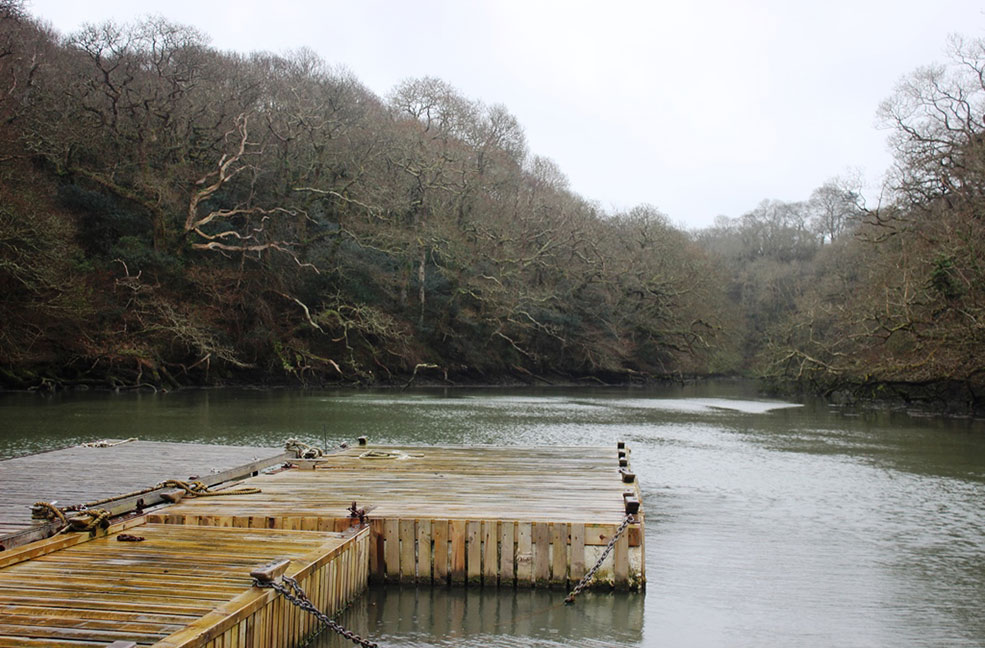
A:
0,440,644,647
0,441,287,549
147,444,645,590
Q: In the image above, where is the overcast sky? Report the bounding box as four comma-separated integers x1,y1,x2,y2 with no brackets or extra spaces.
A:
27,0,985,229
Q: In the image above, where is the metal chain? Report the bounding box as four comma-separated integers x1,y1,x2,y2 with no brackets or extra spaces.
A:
564,513,636,604
254,574,379,648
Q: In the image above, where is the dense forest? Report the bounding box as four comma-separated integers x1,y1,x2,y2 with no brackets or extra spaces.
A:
1,3,983,413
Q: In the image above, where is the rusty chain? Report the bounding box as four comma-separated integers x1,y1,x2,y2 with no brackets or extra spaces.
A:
253,574,379,648
564,513,636,604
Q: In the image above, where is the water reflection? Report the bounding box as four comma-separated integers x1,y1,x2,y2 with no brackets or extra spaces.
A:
312,586,643,648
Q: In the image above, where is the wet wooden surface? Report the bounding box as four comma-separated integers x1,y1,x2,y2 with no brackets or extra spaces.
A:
0,519,367,647
149,445,633,525
0,441,282,539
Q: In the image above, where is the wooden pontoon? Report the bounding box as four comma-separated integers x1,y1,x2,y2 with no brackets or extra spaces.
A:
0,440,644,647
147,444,645,590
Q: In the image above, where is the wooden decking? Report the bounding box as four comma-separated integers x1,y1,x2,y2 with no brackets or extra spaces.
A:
147,444,645,589
0,518,368,647
0,441,287,549
0,440,645,647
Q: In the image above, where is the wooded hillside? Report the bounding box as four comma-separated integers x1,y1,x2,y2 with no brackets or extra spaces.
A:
2,4,984,413
0,6,730,389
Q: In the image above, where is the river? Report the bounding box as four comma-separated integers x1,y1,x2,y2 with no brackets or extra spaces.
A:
1,380,983,647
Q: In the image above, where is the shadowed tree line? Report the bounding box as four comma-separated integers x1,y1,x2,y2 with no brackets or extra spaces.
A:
2,4,984,413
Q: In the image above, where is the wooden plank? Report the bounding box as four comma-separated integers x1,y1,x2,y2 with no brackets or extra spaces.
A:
433,520,449,585
532,522,550,587
499,520,515,586
551,522,568,586
399,519,416,582
416,519,432,584
570,523,586,583
466,520,481,584
450,520,466,584
384,518,399,583
482,520,497,586
614,526,629,589
516,522,532,586
369,519,384,582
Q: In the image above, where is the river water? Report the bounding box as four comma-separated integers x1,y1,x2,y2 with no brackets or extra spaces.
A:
1,381,983,647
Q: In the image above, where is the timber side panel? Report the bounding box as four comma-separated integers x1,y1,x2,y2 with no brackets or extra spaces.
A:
551,523,568,587
482,521,497,586
499,521,515,585
0,519,368,648
416,520,432,585
450,520,466,585
433,520,449,585
466,521,481,585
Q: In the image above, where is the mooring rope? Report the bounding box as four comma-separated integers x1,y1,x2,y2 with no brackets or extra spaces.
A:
31,477,260,533
32,503,112,535
158,479,262,497
285,438,325,459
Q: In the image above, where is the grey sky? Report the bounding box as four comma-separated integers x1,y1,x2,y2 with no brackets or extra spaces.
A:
27,0,985,228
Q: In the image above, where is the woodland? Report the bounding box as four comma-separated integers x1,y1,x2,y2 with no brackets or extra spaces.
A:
1,3,983,413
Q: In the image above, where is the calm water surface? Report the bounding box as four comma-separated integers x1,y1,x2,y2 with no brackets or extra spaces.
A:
2,381,984,647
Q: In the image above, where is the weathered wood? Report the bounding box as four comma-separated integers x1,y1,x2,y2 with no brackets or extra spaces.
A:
516,522,533,586
614,527,630,589
482,520,497,586
551,523,568,587
450,520,467,585
570,523,586,583
532,522,550,587
384,518,399,583
0,441,290,550
399,519,416,582
416,519,432,584
369,519,384,583
433,520,449,585
0,520,368,648
499,520,515,586
466,521,481,584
